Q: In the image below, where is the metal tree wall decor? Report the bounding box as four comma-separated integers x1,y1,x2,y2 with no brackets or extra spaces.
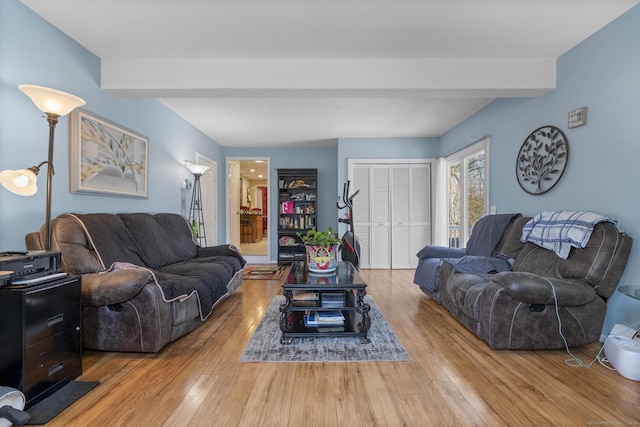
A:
516,125,569,195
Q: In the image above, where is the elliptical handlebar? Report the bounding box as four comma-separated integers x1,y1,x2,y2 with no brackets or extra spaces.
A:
337,181,359,209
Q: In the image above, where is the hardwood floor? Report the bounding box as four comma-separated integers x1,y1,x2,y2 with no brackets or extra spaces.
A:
43,269,638,426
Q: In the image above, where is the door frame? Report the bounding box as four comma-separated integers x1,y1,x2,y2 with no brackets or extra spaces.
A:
443,138,490,247
226,156,271,264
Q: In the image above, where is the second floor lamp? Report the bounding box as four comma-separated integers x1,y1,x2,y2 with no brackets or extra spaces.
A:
185,161,210,247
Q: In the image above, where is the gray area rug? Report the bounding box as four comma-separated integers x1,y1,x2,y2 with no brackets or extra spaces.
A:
239,295,410,362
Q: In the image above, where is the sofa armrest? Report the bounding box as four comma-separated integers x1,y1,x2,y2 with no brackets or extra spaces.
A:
197,244,247,266
81,269,154,306
416,245,466,260
492,271,596,306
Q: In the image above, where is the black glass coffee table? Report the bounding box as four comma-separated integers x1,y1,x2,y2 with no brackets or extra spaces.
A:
279,261,370,344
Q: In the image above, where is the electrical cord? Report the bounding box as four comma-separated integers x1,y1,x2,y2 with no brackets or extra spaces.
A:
541,276,640,369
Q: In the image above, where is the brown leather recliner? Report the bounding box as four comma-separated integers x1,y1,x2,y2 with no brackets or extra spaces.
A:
437,220,632,349
26,212,246,353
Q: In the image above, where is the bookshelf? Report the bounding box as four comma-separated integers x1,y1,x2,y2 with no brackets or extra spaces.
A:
277,168,317,265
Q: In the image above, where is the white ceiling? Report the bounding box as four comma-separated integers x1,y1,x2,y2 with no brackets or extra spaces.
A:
22,0,640,147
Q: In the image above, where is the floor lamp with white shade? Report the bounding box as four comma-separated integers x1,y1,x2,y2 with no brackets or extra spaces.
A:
185,160,210,247
0,85,85,250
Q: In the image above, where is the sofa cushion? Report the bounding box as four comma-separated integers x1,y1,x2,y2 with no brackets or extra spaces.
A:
157,255,245,318
69,213,146,267
120,213,198,269
466,213,521,256
493,216,531,260
442,265,494,321
43,215,105,274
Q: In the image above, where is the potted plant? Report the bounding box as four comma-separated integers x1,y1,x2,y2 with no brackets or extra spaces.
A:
297,227,342,273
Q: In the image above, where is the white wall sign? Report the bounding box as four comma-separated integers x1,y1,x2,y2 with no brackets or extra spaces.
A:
568,107,588,128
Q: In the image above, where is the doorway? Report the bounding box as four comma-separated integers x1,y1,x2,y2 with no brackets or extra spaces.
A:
227,157,270,264
445,138,489,248
349,159,433,269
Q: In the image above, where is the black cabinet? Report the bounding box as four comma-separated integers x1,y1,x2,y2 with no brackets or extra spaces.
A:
277,168,317,265
0,276,82,408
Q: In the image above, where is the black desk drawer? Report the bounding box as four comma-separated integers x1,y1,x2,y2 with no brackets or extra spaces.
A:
24,279,81,346
24,329,82,402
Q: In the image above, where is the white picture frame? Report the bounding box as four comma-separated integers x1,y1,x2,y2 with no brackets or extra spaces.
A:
68,109,148,198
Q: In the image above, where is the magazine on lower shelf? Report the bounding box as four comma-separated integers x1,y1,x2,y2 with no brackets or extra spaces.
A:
304,311,345,327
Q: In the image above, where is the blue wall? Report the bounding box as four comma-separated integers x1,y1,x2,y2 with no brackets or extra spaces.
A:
438,5,640,322
0,0,224,248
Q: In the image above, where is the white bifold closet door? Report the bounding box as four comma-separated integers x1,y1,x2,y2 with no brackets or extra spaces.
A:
351,162,431,269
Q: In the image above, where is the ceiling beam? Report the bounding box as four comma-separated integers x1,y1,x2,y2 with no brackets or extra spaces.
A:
101,58,556,98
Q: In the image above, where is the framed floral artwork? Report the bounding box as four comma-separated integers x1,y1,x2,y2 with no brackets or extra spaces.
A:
69,110,148,198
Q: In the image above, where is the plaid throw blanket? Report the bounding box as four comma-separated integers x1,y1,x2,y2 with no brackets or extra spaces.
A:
520,210,615,259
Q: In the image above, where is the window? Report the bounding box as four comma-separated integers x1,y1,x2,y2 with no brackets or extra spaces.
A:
445,138,489,248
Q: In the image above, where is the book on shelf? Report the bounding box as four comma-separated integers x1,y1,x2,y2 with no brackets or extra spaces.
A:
320,292,345,307
321,292,344,300
321,302,343,308
317,311,345,322
315,325,344,333
279,252,296,258
293,292,319,301
292,292,320,307
304,311,345,327
304,312,317,327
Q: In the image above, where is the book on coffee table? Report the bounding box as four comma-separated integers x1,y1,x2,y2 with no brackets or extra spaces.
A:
320,292,346,307
304,311,345,327
294,292,319,301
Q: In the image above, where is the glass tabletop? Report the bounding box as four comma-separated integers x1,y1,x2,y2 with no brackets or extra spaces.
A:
283,261,366,289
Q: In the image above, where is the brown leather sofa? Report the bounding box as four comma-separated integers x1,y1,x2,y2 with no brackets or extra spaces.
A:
415,214,632,349
26,213,246,353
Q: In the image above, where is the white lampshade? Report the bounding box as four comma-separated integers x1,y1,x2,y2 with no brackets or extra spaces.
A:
185,161,210,176
0,169,38,196
19,84,85,117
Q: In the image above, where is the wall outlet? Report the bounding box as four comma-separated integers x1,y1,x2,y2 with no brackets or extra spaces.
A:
490,206,497,215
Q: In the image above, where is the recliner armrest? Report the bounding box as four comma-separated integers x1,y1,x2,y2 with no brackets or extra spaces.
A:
416,245,467,260
197,244,246,266
492,271,596,306
81,269,154,306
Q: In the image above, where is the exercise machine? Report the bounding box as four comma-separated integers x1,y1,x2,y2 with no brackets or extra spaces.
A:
337,181,361,270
